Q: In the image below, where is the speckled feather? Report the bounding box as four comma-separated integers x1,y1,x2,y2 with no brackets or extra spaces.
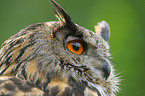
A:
0,0,119,96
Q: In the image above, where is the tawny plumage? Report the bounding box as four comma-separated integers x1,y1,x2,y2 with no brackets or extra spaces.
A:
0,0,119,96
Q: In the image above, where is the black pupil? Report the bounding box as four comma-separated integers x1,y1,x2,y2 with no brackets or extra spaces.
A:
72,42,80,51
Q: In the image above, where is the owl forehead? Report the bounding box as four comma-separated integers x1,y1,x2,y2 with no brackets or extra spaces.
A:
76,24,105,47
45,21,109,53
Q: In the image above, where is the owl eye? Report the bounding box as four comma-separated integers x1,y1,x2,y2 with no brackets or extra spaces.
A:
67,40,84,54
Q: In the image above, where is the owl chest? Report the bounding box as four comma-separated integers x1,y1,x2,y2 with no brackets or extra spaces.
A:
43,77,99,96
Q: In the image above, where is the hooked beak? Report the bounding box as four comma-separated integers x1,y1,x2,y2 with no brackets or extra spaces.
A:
102,58,111,80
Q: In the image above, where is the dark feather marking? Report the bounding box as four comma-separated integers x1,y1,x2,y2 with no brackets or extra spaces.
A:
15,41,36,62
17,30,27,37
4,84,16,91
9,77,23,86
68,76,86,95
35,78,41,85
9,78,31,92
63,87,84,96
26,82,42,90
29,72,37,83
62,87,73,96
1,94,14,96
59,59,64,69
43,73,51,95
4,39,23,58
18,85,32,92
43,89,49,96
49,86,59,96
59,59,89,76
0,64,11,75
0,52,12,69
9,77,42,92
43,73,51,89
10,61,23,75
9,38,23,49
4,39,23,55
21,65,27,80
25,82,35,87
26,23,44,30
29,34,36,44
5,55,12,65
5,50,13,58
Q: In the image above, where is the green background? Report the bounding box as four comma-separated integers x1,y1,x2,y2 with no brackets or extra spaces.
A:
0,0,144,96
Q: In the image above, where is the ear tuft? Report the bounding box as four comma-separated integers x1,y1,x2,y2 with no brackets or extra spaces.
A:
94,21,110,42
50,0,77,32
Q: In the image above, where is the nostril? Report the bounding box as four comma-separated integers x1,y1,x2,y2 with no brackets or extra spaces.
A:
102,58,111,80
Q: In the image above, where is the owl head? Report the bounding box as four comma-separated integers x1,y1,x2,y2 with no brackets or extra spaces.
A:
46,0,119,95
49,0,111,81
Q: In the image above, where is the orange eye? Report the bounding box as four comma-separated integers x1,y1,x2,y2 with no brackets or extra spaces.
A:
67,40,84,54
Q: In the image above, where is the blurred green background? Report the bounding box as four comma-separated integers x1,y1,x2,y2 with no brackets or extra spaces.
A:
0,0,144,95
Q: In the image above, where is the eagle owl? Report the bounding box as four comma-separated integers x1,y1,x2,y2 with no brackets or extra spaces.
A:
0,0,119,96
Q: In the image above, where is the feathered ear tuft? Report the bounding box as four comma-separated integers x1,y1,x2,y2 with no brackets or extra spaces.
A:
94,21,110,42
50,0,77,32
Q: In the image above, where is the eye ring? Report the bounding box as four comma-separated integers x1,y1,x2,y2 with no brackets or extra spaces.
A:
67,40,84,54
